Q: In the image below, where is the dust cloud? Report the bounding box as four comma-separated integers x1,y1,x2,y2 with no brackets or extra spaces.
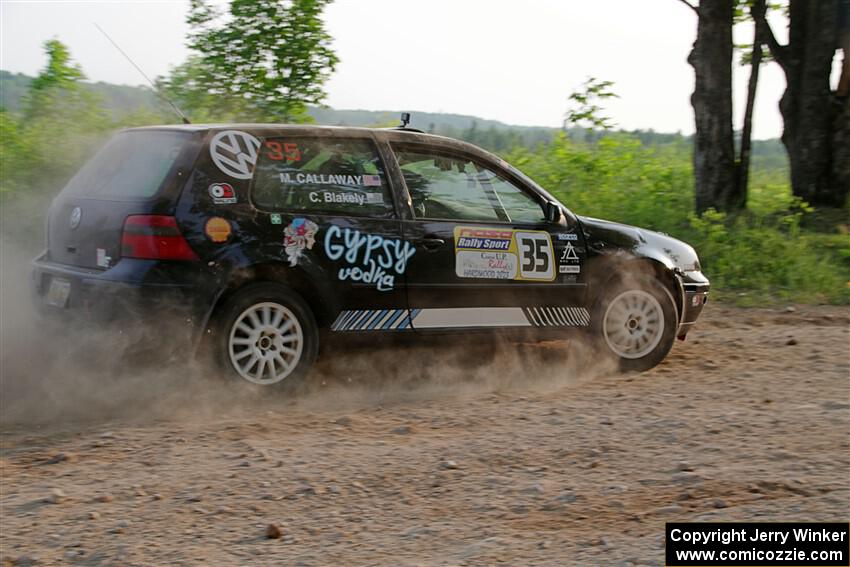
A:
0,187,221,427
1,238,216,426
1,236,610,429
1,193,612,431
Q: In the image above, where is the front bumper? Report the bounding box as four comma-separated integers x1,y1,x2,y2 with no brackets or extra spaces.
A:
675,270,710,338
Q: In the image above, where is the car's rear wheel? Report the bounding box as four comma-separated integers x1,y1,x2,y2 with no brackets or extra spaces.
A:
591,278,678,372
214,283,318,387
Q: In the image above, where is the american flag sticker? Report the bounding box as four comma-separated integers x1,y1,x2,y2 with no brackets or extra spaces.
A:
362,174,382,186
366,193,384,204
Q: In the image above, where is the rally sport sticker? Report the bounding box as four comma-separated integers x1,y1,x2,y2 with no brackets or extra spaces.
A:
454,226,555,282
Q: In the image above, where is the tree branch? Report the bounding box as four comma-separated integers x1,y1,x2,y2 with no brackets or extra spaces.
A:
675,0,699,16
753,7,788,72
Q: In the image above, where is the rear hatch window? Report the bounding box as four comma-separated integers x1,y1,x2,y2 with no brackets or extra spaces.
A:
63,130,190,200
47,130,193,269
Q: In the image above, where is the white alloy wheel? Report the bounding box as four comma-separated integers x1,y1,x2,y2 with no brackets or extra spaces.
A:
602,289,665,360
228,302,304,385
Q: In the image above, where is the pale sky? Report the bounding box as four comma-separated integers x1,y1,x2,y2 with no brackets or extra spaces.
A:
0,0,815,140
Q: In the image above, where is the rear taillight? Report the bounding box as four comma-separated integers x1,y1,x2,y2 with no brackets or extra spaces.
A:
121,215,198,261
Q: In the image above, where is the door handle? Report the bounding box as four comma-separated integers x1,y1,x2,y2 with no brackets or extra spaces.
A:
418,236,445,250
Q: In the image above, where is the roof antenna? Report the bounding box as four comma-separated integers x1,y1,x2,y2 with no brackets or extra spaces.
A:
94,23,191,124
399,112,411,128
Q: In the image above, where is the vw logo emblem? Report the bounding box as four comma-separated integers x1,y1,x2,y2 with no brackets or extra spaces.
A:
209,130,261,180
69,207,82,229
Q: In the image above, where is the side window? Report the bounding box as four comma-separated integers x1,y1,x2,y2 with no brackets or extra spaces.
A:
394,149,503,222
394,147,544,223
251,137,393,217
485,172,546,223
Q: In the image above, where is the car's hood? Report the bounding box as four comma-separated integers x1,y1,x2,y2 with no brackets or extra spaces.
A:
577,215,701,272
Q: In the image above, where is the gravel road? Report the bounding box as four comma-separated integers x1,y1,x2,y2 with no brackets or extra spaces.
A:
1,303,848,566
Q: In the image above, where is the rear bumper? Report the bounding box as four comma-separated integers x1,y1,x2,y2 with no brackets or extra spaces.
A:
31,252,218,343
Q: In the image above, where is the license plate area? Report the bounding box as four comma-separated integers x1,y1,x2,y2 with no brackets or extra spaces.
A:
45,277,71,308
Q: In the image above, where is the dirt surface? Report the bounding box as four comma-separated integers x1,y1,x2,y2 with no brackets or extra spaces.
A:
1,303,848,566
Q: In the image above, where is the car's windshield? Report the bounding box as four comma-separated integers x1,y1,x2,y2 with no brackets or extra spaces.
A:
63,130,190,199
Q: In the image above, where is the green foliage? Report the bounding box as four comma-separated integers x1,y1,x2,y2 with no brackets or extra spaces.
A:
162,0,338,122
24,40,85,111
21,40,106,128
507,134,850,305
0,109,30,194
0,41,173,247
564,77,619,132
1,41,113,196
686,206,850,305
508,133,693,229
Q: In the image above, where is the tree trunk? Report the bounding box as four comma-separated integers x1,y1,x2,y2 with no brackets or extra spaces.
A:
833,103,850,196
762,0,849,207
735,0,767,209
688,0,737,213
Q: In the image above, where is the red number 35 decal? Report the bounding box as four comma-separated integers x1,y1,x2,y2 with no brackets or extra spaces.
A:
264,141,301,162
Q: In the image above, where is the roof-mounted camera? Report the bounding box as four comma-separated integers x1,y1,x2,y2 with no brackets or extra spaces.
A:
393,112,423,133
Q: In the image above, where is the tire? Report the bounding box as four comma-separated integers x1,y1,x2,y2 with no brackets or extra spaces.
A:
213,283,319,388
590,277,678,372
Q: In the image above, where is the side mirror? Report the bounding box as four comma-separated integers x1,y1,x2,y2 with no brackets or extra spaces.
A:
544,201,562,223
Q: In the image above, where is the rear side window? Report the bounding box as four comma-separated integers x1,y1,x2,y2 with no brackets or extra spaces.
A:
63,130,189,199
251,138,392,217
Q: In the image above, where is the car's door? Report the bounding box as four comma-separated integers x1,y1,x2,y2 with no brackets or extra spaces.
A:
248,132,414,332
387,141,589,331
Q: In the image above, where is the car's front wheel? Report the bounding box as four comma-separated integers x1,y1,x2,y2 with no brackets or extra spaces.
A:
214,283,318,387
591,278,678,372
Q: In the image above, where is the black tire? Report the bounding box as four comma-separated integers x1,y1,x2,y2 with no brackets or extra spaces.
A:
212,282,319,388
590,277,678,372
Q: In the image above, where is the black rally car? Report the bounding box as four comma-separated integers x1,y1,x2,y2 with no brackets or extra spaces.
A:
32,122,709,386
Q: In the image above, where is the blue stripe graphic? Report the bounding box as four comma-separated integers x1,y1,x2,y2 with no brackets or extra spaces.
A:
337,310,358,330
362,310,384,330
366,309,389,330
338,310,355,331
352,311,373,330
344,310,367,331
332,307,590,331
397,311,413,330
382,309,406,329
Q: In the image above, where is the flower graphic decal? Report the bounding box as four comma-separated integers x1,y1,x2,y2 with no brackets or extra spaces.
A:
283,218,319,267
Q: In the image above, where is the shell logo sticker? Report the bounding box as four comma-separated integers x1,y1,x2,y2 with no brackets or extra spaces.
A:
205,217,232,243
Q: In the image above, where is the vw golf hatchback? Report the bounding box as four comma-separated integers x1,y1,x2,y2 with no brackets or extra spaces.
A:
32,122,710,387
